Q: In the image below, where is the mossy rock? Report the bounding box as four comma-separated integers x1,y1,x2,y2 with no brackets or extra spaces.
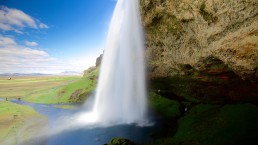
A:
108,138,137,145
149,92,181,119
172,103,258,145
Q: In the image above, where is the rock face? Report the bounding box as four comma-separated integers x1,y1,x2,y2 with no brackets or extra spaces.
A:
95,54,103,67
83,54,102,77
140,0,258,80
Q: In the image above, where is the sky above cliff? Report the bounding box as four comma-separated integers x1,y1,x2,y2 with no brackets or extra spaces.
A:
0,0,116,74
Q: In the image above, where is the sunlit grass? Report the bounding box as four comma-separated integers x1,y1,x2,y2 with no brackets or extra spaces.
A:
24,76,95,104
0,76,80,100
23,67,99,104
0,101,46,145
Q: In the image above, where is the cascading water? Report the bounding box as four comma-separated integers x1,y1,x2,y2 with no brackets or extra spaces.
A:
14,1,151,144
78,0,148,125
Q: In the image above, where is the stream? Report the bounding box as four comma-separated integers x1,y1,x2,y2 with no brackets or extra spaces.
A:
11,99,159,145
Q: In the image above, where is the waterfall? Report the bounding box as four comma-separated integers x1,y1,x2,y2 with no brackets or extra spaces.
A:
78,0,148,126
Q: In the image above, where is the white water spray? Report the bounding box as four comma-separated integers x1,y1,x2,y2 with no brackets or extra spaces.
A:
15,2,148,143
78,0,148,125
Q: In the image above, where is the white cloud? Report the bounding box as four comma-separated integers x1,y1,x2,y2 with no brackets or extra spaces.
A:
0,35,77,74
0,6,49,33
39,23,48,29
25,41,38,46
0,35,100,74
0,23,12,30
0,36,17,45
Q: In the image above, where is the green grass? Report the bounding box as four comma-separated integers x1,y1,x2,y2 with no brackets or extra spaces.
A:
149,92,181,119
0,68,99,104
0,101,46,145
148,103,258,145
172,103,258,145
0,76,79,100
23,77,90,103
24,67,99,104
108,138,137,145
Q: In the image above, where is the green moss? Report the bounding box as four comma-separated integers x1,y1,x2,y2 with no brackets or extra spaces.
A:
147,13,183,38
200,3,206,12
150,77,204,103
172,103,258,145
149,92,181,119
108,138,136,145
149,103,258,145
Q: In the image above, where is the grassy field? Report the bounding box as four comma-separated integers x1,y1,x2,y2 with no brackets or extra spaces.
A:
23,68,99,104
0,68,99,144
0,67,99,104
0,76,80,103
24,76,95,104
0,101,47,145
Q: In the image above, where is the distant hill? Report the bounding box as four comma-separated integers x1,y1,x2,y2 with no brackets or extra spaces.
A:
0,73,51,77
0,71,81,77
58,71,82,76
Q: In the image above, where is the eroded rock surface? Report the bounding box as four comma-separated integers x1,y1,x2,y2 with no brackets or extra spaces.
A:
141,0,258,80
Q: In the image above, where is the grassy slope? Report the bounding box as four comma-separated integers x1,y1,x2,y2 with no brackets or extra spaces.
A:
171,103,258,145
149,96,258,145
149,92,180,119
0,101,46,145
24,67,99,104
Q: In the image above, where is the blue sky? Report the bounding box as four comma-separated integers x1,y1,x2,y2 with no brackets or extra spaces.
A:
0,0,116,74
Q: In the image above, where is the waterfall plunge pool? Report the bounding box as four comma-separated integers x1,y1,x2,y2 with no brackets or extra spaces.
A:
11,99,160,145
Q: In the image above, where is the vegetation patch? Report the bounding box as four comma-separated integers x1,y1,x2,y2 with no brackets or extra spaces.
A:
107,138,137,145
0,76,79,100
172,103,258,145
0,101,46,145
147,13,183,38
147,103,258,145
149,92,181,119
23,67,99,104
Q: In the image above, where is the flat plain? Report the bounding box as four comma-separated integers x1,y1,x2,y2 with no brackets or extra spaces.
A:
0,76,80,101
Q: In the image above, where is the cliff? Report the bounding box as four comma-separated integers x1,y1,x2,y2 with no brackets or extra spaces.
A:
106,1,258,144
140,0,258,81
